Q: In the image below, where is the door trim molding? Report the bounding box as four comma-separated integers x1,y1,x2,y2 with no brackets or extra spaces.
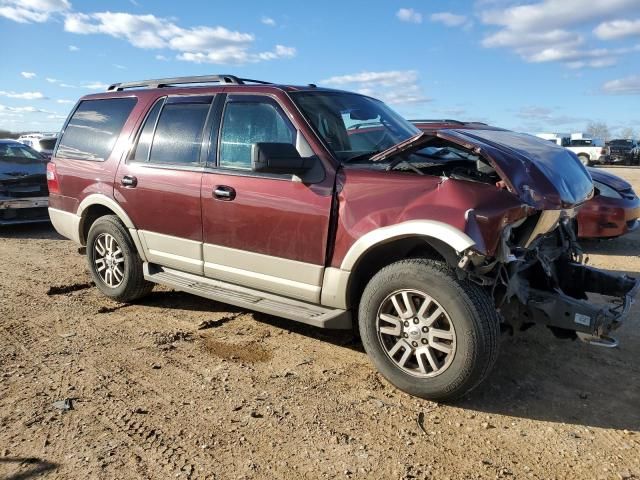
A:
203,243,324,303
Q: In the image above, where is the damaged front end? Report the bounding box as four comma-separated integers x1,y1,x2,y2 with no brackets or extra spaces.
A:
460,211,639,347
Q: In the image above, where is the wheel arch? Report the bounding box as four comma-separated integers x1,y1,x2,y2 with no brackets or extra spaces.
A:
323,221,475,310
76,194,147,261
77,194,136,245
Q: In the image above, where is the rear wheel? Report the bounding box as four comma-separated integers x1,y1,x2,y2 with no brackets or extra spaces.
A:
86,215,153,302
358,258,499,401
578,154,591,166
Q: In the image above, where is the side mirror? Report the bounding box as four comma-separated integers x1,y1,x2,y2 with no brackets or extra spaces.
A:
251,142,312,174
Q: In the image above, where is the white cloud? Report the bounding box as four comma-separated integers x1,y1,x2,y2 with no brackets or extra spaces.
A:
517,105,585,125
261,16,276,27
155,54,169,61
322,70,419,87
602,75,640,95
46,77,58,83
430,12,471,28
321,70,430,105
594,19,640,40
0,90,46,100
68,44,79,51
0,0,70,23
481,0,638,33
480,0,640,68
21,71,36,79
56,99,74,104
63,11,295,65
82,81,109,90
0,103,51,114
113,63,126,69
396,8,422,24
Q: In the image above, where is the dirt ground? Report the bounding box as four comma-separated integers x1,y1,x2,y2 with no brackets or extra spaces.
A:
1,168,639,480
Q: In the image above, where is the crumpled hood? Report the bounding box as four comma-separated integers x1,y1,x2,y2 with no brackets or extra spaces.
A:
436,129,594,210
0,155,47,183
588,167,631,191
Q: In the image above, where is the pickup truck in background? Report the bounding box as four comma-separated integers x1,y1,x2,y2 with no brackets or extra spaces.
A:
567,137,609,166
536,133,609,166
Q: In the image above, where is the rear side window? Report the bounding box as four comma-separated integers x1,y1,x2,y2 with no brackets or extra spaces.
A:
57,98,136,161
148,103,209,165
130,96,212,166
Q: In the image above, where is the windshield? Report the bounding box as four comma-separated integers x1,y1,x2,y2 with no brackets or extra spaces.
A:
291,91,420,161
0,143,44,159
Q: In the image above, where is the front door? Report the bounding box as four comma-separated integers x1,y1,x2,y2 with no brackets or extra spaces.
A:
201,94,334,302
115,95,214,275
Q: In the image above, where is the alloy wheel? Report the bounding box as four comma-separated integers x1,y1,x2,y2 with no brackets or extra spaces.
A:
376,289,457,377
93,233,125,288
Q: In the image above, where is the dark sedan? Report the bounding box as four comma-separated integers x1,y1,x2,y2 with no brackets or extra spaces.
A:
0,139,49,225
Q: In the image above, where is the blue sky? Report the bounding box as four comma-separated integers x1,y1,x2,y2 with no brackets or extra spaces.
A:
1,0,639,136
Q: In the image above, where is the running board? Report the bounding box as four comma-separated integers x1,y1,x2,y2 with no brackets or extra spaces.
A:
143,263,352,330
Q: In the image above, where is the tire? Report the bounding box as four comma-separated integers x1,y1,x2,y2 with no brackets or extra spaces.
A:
86,215,153,302
578,154,591,166
358,258,499,402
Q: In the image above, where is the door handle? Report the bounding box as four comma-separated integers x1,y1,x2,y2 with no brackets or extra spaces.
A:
213,185,236,200
121,175,137,187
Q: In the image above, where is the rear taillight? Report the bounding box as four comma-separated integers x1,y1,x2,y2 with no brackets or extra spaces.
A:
46,162,60,195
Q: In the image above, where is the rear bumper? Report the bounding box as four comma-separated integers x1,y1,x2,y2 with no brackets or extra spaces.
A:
0,196,49,225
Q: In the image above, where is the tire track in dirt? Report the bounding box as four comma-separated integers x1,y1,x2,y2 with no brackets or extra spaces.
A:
1,324,206,479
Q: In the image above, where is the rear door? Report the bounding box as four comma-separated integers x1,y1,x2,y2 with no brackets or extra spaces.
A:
115,95,214,275
200,93,334,302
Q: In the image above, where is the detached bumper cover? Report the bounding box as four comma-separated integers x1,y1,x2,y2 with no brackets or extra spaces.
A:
0,196,49,225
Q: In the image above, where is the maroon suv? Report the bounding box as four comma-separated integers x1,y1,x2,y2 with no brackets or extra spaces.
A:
48,75,638,401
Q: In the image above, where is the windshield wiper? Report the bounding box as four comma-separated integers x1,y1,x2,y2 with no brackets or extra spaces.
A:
342,151,382,164
369,132,429,163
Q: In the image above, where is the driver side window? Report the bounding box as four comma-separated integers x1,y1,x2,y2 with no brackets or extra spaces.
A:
219,100,295,170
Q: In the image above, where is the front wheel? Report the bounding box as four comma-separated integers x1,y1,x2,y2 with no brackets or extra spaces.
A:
358,258,499,401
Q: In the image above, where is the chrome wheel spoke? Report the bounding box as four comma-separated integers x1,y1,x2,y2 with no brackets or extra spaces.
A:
379,313,402,336
388,338,411,357
430,328,454,342
95,238,106,256
95,258,106,272
424,307,443,327
391,291,416,319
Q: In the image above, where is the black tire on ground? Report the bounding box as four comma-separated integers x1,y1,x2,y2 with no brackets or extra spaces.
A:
578,154,591,166
86,215,153,302
358,258,500,402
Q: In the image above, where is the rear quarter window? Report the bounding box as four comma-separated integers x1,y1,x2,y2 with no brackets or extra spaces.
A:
56,98,137,161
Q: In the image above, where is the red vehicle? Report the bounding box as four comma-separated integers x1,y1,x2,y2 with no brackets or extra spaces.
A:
48,77,638,401
412,120,640,240
577,168,640,239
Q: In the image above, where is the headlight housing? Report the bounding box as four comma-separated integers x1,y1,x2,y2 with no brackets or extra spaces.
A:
594,181,622,199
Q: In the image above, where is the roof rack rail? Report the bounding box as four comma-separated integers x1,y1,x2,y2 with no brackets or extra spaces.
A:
106,74,272,91
410,119,489,126
410,119,466,125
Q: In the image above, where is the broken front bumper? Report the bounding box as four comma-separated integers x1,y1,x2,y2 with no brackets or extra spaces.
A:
502,262,639,342
0,196,50,225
